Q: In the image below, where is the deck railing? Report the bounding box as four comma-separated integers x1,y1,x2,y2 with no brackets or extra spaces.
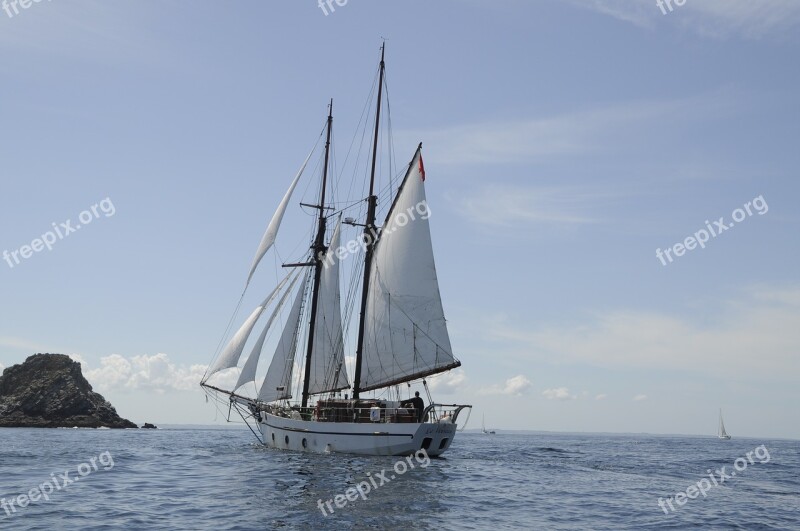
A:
256,401,471,425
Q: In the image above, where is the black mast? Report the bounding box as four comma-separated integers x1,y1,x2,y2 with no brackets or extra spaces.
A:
301,99,333,408
352,44,385,399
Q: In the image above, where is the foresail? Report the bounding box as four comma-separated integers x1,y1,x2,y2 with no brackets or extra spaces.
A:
258,275,306,402
359,148,459,392
234,273,300,391
205,273,293,380
246,148,314,288
308,218,350,395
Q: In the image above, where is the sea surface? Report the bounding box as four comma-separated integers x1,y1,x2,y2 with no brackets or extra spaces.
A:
0,428,797,530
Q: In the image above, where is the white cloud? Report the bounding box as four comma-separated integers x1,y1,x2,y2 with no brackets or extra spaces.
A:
73,353,212,394
400,92,735,167
480,374,532,396
565,0,655,29
489,285,800,382
457,184,609,228
427,370,467,395
595,393,608,401
0,1,166,66
633,394,648,402
564,0,800,39
542,387,577,401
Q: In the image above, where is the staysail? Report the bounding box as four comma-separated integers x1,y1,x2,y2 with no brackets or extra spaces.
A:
234,273,301,390
307,218,350,395
245,148,315,288
205,272,293,380
358,148,460,392
258,276,307,402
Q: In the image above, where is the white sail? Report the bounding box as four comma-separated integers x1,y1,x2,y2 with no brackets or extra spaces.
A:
307,219,350,395
205,273,293,379
359,149,460,392
246,148,314,288
258,277,306,402
719,409,730,438
234,274,301,391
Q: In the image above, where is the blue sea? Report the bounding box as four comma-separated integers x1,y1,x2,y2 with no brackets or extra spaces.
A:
0,428,797,530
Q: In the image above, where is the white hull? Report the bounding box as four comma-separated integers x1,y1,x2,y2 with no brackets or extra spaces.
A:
258,412,458,456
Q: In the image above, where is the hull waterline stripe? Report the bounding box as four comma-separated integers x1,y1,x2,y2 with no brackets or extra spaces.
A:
261,421,415,438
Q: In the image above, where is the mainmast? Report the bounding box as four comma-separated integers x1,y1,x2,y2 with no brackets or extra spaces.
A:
300,99,333,408
352,44,385,399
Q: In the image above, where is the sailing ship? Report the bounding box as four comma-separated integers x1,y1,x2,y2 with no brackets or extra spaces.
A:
718,409,731,440
482,414,495,435
200,45,471,456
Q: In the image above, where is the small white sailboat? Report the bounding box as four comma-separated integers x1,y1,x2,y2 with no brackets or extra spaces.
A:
200,45,471,457
718,409,731,440
482,414,495,435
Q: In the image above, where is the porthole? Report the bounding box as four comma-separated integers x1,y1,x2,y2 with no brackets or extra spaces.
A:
302,438,307,448
285,435,289,445
271,433,275,442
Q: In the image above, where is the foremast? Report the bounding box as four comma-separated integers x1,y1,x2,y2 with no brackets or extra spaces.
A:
298,99,334,408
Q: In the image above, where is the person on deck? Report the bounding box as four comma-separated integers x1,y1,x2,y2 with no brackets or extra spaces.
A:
410,391,425,422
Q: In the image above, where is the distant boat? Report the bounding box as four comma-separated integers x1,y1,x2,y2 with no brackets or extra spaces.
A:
718,409,731,440
482,414,495,435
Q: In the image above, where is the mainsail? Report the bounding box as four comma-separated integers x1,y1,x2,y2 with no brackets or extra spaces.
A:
718,409,730,438
258,276,307,402
307,218,350,395
358,148,460,392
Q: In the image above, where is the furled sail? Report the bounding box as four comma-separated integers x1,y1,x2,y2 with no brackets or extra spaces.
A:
359,148,460,392
258,276,306,402
205,273,294,380
308,218,350,395
234,273,301,391
245,148,314,288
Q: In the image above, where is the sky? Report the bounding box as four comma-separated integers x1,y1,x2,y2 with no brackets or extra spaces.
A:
1,0,798,439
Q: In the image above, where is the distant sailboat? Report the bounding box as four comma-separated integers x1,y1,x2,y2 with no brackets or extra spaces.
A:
718,409,731,440
482,414,495,435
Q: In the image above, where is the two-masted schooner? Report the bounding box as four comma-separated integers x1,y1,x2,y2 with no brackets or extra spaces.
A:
200,46,471,456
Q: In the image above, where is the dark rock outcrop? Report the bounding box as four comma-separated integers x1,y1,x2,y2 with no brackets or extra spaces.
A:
141,423,157,429
0,353,136,428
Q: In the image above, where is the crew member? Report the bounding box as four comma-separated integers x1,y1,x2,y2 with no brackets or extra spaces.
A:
411,391,424,422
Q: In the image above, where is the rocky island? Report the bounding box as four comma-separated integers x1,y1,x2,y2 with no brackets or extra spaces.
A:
0,353,136,428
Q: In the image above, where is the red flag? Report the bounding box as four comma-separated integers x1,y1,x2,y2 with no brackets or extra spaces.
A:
419,154,426,181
